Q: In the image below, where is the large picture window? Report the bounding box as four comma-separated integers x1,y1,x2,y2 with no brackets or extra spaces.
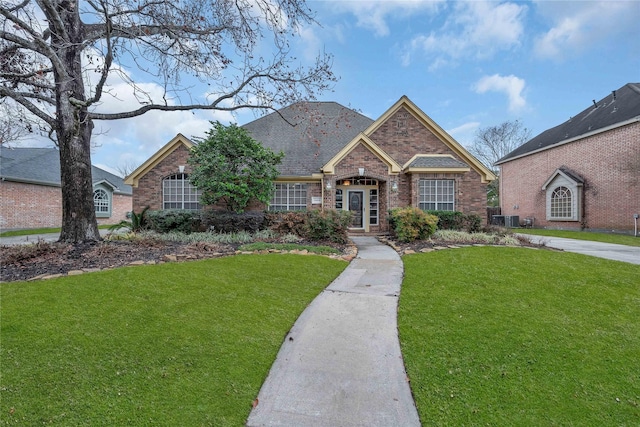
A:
550,186,572,219
418,179,455,211
163,173,201,210
269,183,307,211
93,188,110,217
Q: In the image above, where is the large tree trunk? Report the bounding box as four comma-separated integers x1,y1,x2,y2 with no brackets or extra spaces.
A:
53,0,100,243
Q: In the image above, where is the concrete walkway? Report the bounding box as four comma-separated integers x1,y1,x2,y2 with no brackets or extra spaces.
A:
520,234,640,265
246,236,420,427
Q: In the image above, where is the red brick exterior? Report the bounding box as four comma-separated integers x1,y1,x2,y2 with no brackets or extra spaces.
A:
133,144,192,212
0,180,131,230
499,121,639,233
131,105,492,233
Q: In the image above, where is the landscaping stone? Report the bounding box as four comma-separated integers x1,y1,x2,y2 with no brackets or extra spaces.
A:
67,270,85,276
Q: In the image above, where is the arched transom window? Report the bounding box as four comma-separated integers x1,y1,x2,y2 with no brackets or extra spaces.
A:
93,188,110,216
163,173,201,210
550,186,572,219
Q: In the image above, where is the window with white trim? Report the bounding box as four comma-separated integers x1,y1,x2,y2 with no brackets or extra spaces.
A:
268,183,307,211
550,186,572,219
93,188,110,217
163,173,201,210
418,179,455,211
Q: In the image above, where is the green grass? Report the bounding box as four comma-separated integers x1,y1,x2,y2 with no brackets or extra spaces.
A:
399,247,640,425
518,228,640,247
1,255,347,426
238,242,340,255
0,224,112,237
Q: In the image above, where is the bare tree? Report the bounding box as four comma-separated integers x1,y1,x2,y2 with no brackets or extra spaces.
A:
470,119,531,206
0,0,335,242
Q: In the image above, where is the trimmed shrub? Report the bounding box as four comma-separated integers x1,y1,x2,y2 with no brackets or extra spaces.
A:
146,210,200,234
265,210,352,243
306,209,352,244
389,207,438,243
428,210,482,233
265,211,308,237
201,211,266,233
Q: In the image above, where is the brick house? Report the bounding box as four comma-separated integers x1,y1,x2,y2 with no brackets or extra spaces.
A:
0,147,132,230
125,96,496,233
495,82,640,233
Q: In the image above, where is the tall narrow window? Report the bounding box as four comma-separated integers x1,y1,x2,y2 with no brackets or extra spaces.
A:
550,186,572,219
94,188,110,217
163,173,201,210
268,183,307,211
418,179,455,211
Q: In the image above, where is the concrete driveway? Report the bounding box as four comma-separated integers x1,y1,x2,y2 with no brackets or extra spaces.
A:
519,234,640,265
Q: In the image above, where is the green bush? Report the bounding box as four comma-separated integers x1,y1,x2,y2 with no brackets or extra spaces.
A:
305,209,352,244
265,210,352,243
389,207,438,243
428,210,482,233
201,211,266,233
146,210,200,234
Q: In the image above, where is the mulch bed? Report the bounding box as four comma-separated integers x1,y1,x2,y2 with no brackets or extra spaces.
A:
0,235,543,283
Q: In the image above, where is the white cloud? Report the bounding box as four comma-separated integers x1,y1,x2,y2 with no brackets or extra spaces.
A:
474,74,527,113
402,1,527,68
533,1,640,60
447,121,480,147
328,0,445,37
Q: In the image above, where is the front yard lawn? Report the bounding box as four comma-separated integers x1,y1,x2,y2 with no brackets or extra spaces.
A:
400,246,640,425
518,228,640,247
1,254,347,426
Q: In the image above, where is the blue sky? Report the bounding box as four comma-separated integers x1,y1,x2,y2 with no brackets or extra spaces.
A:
24,1,640,176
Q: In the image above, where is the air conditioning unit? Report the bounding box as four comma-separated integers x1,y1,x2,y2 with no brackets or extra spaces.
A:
504,215,520,228
491,215,505,226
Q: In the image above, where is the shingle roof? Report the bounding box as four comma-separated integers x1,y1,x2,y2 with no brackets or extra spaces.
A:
407,155,469,169
242,102,374,176
497,82,640,164
0,146,132,195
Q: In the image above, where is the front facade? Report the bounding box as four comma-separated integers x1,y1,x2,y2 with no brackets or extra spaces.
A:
126,97,495,233
0,147,132,230
496,83,640,233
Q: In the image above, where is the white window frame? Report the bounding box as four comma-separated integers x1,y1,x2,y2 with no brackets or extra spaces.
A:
418,179,455,211
163,173,201,210
93,187,111,217
543,172,581,222
268,183,308,211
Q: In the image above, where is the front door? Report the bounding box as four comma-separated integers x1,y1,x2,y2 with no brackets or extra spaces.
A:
348,190,364,228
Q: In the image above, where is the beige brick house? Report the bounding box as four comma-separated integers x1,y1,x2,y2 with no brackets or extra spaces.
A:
496,83,640,234
125,96,495,233
0,147,132,230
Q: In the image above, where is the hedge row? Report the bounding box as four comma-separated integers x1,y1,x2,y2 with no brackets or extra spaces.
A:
142,209,352,243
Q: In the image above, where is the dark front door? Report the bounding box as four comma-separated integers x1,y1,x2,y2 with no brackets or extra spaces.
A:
349,191,364,228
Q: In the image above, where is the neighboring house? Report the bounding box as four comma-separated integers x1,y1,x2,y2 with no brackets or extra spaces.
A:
125,96,495,233
0,146,132,229
496,82,640,233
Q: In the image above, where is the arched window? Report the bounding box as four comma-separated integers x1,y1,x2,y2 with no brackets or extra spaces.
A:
550,186,572,219
94,188,111,217
163,173,201,210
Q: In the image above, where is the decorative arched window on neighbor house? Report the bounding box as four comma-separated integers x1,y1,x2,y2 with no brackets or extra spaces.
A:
542,168,583,221
163,173,201,210
550,186,572,219
93,187,111,217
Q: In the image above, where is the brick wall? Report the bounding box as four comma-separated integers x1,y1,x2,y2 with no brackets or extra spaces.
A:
0,181,62,229
369,107,490,221
500,121,639,232
133,144,192,212
0,180,131,230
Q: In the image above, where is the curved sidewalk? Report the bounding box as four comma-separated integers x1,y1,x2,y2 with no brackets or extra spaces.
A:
247,236,420,426
520,234,640,265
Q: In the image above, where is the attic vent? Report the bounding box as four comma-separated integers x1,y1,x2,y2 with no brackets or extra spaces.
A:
612,106,618,113
612,90,617,100
592,100,598,108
